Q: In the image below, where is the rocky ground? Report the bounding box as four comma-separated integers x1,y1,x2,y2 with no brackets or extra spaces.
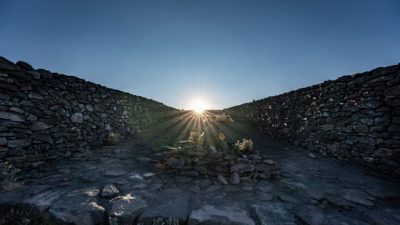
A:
0,112,400,225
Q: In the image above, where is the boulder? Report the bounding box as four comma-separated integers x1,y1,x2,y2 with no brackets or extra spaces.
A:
101,184,120,198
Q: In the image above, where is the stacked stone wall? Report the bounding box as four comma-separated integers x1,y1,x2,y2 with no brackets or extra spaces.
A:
227,64,400,177
0,56,175,169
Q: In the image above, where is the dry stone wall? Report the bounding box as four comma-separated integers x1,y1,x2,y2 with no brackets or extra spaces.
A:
0,56,176,169
227,64,400,178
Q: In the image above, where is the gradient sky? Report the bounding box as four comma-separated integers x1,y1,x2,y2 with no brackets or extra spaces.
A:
1,0,399,109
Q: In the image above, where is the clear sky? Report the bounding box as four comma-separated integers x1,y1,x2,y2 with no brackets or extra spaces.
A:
1,0,399,109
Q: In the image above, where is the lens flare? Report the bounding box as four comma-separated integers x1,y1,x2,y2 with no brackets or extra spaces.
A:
189,99,209,114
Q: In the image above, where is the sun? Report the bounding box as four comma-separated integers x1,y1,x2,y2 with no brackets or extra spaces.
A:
188,98,209,114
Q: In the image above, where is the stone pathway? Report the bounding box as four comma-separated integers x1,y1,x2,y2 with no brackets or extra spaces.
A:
1,116,400,225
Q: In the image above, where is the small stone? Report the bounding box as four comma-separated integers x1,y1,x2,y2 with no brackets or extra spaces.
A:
353,125,369,133
16,61,33,70
137,156,151,163
154,162,167,170
217,174,228,185
166,157,185,169
0,137,7,146
28,92,43,100
308,153,316,159
70,113,84,124
180,170,199,177
206,185,221,192
105,169,126,177
101,184,119,198
27,114,38,122
190,184,201,193
263,159,275,165
9,107,25,114
229,172,240,184
85,104,94,112
32,121,51,131
7,139,31,148
133,183,148,189
142,172,156,178
27,70,41,79
0,111,24,122
105,124,111,131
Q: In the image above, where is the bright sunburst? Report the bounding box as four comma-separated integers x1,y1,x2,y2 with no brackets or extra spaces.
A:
188,98,209,114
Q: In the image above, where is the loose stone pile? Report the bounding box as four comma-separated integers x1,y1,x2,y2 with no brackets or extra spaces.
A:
155,132,280,184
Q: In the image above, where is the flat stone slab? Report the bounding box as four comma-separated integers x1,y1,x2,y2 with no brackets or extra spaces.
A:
48,187,105,225
188,204,255,225
251,203,295,225
294,205,369,225
138,196,189,224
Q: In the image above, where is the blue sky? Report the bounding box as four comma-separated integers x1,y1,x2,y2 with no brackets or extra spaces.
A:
1,0,399,109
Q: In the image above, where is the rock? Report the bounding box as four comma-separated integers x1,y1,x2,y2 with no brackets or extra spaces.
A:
0,137,7,145
193,165,208,175
27,70,41,79
133,183,148,189
340,189,374,208
353,125,369,133
138,197,189,225
0,111,24,122
294,205,368,225
105,124,111,131
9,107,25,113
276,192,300,204
86,104,94,112
180,170,200,177
322,193,352,210
137,156,151,163
71,113,84,124
105,169,126,177
32,121,51,131
308,153,316,159
154,162,167,170
251,203,295,225
229,172,240,184
365,208,400,225
263,159,275,165
257,192,274,201
254,163,277,172
28,92,44,100
16,61,33,70
107,193,148,225
7,138,31,148
188,204,255,225
206,185,221,192
49,188,105,225
101,184,120,198
230,163,254,173
142,172,156,178
217,174,228,185
24,189,64,212
190,184,201,193
166,157,185,169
